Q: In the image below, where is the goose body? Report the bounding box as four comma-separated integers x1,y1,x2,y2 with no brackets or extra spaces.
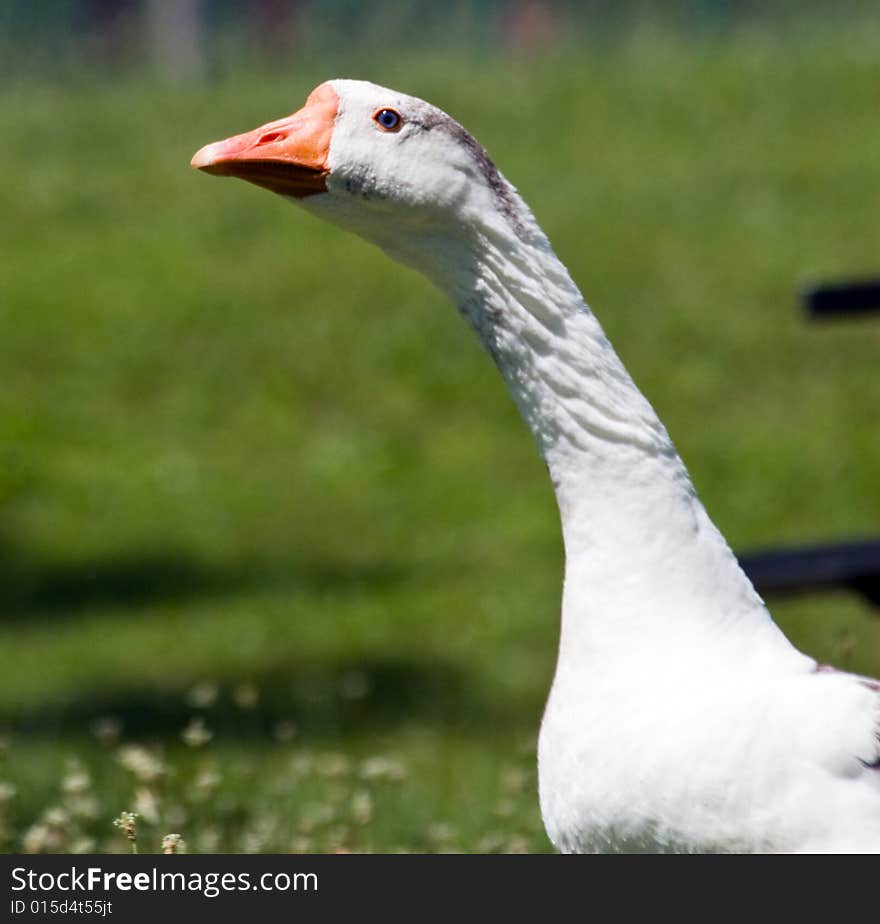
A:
193,79,880,853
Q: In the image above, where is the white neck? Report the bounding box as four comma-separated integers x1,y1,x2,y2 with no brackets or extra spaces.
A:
390,201,801,677
326,175,806,681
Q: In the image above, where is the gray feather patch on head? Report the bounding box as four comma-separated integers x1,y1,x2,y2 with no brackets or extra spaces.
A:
415,109,525,236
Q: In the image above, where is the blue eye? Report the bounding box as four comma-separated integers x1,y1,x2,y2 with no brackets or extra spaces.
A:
374,108,402,131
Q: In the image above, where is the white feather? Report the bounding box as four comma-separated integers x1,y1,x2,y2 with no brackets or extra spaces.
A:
293,79,880,853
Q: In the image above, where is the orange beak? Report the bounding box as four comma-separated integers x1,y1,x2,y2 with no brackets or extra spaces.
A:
191,83,338,198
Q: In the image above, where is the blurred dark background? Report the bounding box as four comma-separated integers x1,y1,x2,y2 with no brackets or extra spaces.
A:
1,1,877,79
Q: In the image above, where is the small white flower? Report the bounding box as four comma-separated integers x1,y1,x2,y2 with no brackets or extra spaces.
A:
350,790,372,825
22,822,52,854
506,836,530,854
61,759,91,795
117,745,165,783
112,811,138,843
476,832,505,853
181,717,213,748
289,753,315,777
189,766,221,802
44,807,70,828
134,788,161,825
427,822,455,844
187,682,219,709
194,766,222,791
162,833,185,854
66,794,100,820
70,836,96,854
359,755,407,782
317,752,350,779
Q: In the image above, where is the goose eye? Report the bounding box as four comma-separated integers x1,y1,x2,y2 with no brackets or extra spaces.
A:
373,108,402,132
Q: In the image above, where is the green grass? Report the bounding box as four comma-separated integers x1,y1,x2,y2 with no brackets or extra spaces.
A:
1,26,880,852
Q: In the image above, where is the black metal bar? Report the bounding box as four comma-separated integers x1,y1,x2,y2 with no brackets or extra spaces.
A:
738,539,880,606
803,279,880,319
744,280,880,609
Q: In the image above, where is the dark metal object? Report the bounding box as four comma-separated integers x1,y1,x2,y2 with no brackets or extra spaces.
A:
739,539,880,607
803,280,880,319
733,280,879,608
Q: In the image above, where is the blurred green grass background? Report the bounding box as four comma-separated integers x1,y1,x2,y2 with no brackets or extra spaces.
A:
1,22,879,852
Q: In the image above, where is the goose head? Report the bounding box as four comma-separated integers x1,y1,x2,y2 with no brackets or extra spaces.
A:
191,79,526,280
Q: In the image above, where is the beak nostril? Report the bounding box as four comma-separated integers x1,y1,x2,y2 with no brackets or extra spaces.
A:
256,131,286,146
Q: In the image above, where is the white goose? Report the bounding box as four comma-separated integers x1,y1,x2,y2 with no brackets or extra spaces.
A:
192,80,880,853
